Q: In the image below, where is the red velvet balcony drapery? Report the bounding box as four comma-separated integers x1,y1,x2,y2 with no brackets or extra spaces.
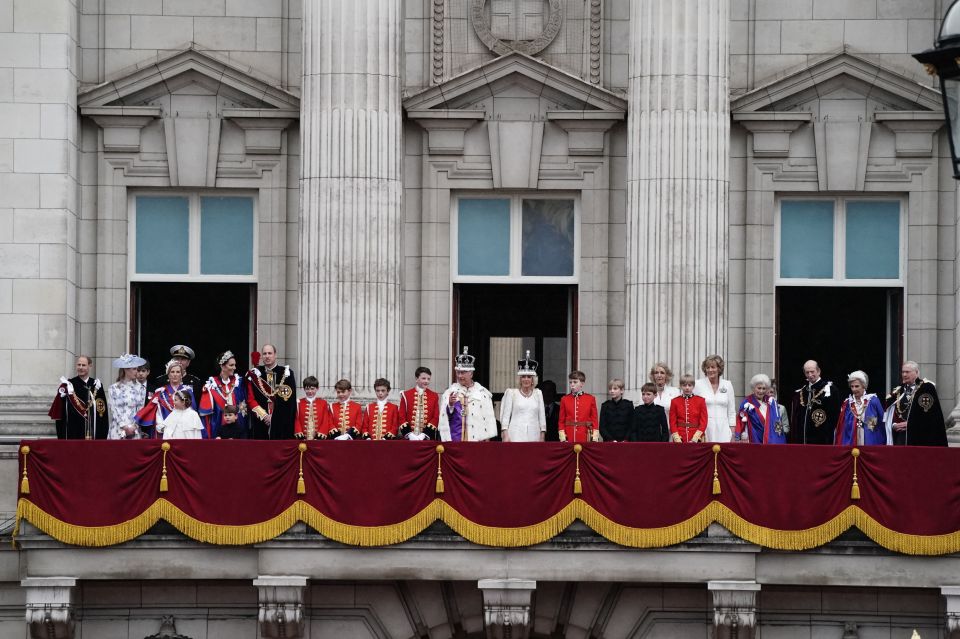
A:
14,440,960,554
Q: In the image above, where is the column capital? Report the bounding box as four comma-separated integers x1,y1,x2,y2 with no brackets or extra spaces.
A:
709,581,759,639
478,579,536,639
255,576,308,639
22,577,77,639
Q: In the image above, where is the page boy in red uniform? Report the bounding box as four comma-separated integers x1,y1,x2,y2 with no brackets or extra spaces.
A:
398,366,440,440
558,370,599,443
362,378,400,440
329,378,363,440
295,376,330,440
670,374,708,443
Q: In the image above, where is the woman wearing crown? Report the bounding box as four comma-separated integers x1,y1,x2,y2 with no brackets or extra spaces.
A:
135,359,198,438
836,370,887,446
199,350,249,439
499,351,546,442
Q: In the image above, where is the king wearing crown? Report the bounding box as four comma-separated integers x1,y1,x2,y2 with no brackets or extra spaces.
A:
438,347,498,442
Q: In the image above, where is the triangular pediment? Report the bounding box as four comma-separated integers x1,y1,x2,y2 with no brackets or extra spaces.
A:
403,53,626,115
732,49,941,114
78,46,300,113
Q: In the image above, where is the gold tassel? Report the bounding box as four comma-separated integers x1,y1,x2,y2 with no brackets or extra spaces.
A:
573,444,583,495
850,448,861,501
159,442,170,493
712,444,722,495
297,442,307,495
19,446,30,495
435,445,445,494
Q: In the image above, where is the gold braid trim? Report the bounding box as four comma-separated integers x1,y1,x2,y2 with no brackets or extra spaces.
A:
17,497,960,555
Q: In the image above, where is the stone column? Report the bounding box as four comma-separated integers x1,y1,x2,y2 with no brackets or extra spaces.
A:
299,0,403,397
941,586,960,638
624,0,730,385
708,581,759,639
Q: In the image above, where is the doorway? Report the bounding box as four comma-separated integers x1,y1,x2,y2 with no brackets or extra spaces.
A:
453,284,576,394
776,287,902,396
131,282,256,381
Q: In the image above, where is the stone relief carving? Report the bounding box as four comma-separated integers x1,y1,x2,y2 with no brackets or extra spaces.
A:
470,0,563,56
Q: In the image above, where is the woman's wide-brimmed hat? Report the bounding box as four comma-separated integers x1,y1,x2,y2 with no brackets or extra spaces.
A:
112,353,147,369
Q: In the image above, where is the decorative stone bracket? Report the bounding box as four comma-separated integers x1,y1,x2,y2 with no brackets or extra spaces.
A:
409,109,485,155
82,106,162,153
708,580,760,639
22,577,77,639
478,578,536,639
732,112,813,158
254,576,308,639
547,111,623,156
223,108,297,155
941,586,960,638
874,111,946,158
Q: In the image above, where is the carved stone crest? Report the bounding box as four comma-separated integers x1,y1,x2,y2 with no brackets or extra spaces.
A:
470,0,563,56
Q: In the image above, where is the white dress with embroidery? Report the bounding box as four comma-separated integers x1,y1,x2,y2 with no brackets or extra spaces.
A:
694,377,737,443
500,388,546,442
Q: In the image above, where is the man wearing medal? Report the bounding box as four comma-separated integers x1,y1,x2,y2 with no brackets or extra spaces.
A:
48,355,109,439
789,360,840,445
884,360,947,446
439,347,497,442
245,344,298,440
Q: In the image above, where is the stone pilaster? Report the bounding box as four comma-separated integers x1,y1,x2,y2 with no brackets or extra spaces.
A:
23,577,77,639
0,0,81,399
298,0,403,397
478,579,536,639
624,0,730,384
708,581,759,639
254,576,307,639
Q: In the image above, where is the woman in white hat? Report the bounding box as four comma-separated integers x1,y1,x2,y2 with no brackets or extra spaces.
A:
107,353,147,440
499,351,546,442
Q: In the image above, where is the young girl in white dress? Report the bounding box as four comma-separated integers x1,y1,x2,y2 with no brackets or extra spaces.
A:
156,390,204,440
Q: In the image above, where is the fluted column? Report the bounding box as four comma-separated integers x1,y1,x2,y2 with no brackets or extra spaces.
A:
624,0,730,385
299,0,403,396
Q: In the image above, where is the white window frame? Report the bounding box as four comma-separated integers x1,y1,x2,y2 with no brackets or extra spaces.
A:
774,195,906,287
451,192,580,284
128,190,259,283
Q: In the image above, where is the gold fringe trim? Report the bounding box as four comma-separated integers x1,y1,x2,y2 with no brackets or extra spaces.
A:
17,497,960,555
440,500,578,547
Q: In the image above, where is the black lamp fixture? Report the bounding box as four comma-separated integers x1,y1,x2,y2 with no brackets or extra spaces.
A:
914,0,960,178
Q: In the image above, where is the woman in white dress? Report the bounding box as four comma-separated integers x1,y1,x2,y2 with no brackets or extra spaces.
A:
107,353,147,440
694,354,737,443
500,352,546,442
649,362,680,417
156,390,204,440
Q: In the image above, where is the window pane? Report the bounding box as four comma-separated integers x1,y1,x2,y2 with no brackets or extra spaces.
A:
780,201,834,279
845,201,899,279
135,196,189,274
521,199,574,276
200,197,254,275
458,198,510,276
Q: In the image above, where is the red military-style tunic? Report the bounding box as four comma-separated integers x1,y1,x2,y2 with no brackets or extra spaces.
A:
295,397,331,440
558,392,598,443
329,400,363,439
362,401,400,440
669,394,708,443
398,387,440,439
